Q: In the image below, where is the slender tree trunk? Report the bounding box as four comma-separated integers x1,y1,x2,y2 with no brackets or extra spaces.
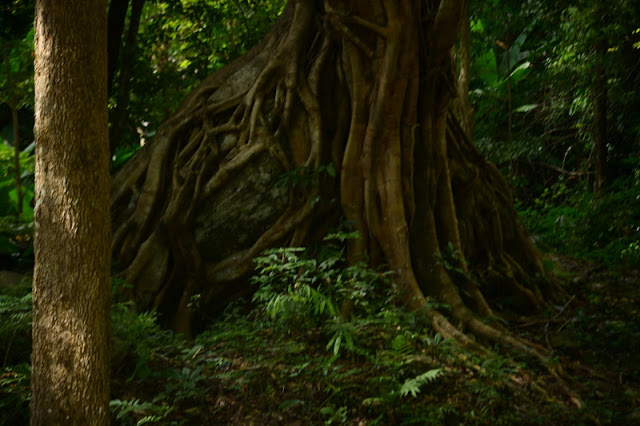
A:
32,0,111,424
109,0,145,155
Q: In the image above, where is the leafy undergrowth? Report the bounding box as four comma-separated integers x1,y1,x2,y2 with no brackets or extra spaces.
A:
518,176,640,268
1,245,639,424
108,250,640,426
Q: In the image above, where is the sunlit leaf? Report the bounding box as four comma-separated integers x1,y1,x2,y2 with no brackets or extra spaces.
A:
513,104,538,113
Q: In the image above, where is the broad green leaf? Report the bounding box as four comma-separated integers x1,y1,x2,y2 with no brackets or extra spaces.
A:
509,61,531,84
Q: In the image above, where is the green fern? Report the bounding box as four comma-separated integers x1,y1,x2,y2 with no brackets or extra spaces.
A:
390,334,413,355
109,399,172,425
399,368,444,398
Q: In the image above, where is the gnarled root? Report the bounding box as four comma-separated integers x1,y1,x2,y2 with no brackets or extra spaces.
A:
111,0,579,404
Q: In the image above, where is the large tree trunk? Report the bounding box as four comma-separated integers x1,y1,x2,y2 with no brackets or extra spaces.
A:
32,0,111,423
112,0,561,358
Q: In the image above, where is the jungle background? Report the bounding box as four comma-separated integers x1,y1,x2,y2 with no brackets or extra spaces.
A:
1,0,640,424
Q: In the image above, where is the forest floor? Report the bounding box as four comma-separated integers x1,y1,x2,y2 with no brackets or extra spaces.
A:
1,255,639,425
107,255,640,425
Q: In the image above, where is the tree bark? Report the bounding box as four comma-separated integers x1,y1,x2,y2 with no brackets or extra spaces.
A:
454,0,473,139
112,0,560,357
32,0,111,424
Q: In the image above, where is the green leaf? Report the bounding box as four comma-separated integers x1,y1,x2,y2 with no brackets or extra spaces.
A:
509,61,531,84
498,19,537,75
399,369,444,398
325,163,336,177
513,104,538,113
475,50,498,86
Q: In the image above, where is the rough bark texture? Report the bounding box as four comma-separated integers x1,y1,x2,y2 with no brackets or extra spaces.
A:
32,0,111,424
454,0,473,139
112,0,563,364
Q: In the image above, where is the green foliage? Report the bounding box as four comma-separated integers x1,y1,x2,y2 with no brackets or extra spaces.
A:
0,282,31,365
0,246,631,424
111,144,142,172
0,139,35,269
252,247,338,325
0,362,30,425
109,399,173,426
251,231,392,356
319,405,347,424
399,369,444,398
111,302,180,381
162,348,207,403
520,176,640,266
114,0,286,150
621,241,640,266
471,0,640,202
435,242,467,275
0,141,35,219
0,10,35,235
0,281,31,423
0,27,34,110
253,234,376,311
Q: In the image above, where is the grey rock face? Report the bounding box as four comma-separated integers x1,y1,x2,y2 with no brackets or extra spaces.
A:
194,152,288,262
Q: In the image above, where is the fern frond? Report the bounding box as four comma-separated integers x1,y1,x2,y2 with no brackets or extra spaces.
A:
399,368,444,398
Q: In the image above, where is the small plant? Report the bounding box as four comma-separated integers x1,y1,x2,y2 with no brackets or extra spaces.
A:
399,368,444,398
518,176,640,267
0,284,32,367
251,247,339,327
434,242,467,274
162,365,206,403
111,301,181,381
109,398,173,426
621,241,640,266
251,231,391,357
319,405,347,424
325,320,358,356
0,362,30,424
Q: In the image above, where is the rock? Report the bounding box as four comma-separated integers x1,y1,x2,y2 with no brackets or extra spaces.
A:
194,151,288,262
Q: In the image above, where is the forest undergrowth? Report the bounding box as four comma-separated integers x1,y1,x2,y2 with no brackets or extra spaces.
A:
1,221,639,425
0,161,639,424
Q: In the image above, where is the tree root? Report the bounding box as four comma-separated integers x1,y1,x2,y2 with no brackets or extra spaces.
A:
112,0,581,405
